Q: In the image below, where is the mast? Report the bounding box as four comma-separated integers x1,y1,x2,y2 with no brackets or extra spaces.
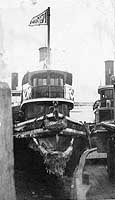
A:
111,1,115,121
29,7,51,67
47,7,50,65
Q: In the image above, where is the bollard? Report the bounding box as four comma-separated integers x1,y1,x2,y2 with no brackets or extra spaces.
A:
0,82,16,200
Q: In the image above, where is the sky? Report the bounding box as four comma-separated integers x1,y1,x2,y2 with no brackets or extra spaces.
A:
0,0,114,102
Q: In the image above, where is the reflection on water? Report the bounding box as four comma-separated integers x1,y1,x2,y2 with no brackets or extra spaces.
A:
70,102,94,123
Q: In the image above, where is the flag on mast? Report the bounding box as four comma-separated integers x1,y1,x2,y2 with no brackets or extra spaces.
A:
29,8,48,26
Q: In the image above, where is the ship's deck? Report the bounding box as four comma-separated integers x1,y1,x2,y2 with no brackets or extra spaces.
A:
86,162,115,200
85,153,115,200
71,150,115,200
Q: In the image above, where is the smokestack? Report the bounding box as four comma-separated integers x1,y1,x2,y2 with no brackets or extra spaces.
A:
39,47,48,62
11,73,18,90
105,60,114,85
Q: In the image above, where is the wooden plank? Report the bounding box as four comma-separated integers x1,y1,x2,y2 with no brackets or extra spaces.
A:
0,82,16,200
86,164,115,200
86,152,107,159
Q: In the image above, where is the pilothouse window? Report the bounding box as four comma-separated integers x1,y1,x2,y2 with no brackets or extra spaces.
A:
50,77,64,86
33,78,37,87
32,76,64,87
101,89,113,99
43,78,47,85
50,78,55,85
60,78,63,86
38,79,42,86
33,78,47,86
55,78,58,86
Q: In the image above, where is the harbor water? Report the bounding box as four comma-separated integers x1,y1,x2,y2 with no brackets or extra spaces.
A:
70,102,94,123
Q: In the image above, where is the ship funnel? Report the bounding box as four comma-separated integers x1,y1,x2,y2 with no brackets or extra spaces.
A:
39,47,48,62
11,72,18,90
105,60,114,85
39,47,51,69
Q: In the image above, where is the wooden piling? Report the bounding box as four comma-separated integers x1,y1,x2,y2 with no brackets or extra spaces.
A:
0,82,16,200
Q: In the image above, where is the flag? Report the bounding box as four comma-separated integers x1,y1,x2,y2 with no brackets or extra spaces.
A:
29,8,48,26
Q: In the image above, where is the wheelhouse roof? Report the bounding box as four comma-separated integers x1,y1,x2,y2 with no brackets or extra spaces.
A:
98,85,113,93
22,69,72,85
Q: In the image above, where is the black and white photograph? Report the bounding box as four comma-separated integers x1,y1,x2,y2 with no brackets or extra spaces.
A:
0,0,115,199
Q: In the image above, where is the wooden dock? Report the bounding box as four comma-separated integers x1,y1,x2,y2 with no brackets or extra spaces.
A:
85,162,115,200
85,151,115,200
71,149,115,200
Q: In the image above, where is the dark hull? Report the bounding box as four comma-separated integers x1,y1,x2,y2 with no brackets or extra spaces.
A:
14,113,88,177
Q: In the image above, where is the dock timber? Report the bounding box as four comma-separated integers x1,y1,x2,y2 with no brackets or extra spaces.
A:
76,150,115,200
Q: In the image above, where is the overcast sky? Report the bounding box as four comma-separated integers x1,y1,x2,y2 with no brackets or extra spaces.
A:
0,0,114,102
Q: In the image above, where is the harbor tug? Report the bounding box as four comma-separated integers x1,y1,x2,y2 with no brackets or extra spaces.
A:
92,60,115,179
13,47,89,177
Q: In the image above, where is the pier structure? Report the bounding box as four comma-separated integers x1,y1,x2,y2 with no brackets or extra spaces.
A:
71,148,97,200
0,82,16,200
